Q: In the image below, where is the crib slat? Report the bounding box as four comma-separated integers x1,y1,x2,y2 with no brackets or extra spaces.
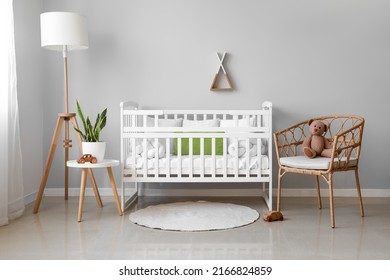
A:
211,137,216,178
246,138,250,177
143,138,147,178
189,137,193,178
132,138,136,178
233,115,238,127
234,137,239,178
258,137,262,177
130,115,133,128
143,115,147,127
177,136,182,178
154,138,159,178
200,137,204,177
154,115,158,127
223,137,227,178
166,138,170,178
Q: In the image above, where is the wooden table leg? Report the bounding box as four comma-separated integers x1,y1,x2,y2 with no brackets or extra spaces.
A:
88,169,103,208
78,168,88,222
107,167,123,216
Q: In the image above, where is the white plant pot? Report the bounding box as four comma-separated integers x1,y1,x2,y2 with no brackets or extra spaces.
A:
82,142,106,162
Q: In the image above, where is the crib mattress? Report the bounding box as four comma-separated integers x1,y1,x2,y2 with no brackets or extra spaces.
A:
125,154,269,173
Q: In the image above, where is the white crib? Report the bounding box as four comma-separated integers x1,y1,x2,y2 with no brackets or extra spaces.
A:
120,101,273,212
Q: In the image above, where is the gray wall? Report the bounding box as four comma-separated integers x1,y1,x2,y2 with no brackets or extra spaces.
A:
16,0,390,195
14,0,44,199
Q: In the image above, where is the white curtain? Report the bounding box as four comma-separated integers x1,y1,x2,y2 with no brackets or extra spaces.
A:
0,0,25,226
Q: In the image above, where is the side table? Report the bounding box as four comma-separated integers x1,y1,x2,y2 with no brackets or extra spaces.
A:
67,159,122,222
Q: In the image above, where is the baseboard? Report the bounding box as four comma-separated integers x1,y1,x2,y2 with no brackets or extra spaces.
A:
26,187,390,199
281,188,390,197
24,191,38,206
38,188,117,197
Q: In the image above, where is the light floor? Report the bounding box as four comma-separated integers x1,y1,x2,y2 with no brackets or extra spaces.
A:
1,196,390,260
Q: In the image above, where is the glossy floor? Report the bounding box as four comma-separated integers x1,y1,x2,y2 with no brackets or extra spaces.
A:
1,196,390,260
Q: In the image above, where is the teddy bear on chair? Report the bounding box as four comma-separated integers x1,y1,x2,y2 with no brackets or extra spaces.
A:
302,119,332,158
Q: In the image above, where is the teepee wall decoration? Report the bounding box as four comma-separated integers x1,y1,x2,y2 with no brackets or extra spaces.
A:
210,51,233,91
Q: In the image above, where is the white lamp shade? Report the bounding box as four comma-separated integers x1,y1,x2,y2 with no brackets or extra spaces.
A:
40,12,88,51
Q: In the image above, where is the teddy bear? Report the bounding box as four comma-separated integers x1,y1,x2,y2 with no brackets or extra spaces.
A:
302,119,332,158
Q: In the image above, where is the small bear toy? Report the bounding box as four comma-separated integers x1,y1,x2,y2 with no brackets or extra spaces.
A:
302,120,332,158
262,211,284,222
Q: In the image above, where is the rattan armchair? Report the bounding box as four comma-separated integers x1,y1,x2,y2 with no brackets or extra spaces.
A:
274,115,365,228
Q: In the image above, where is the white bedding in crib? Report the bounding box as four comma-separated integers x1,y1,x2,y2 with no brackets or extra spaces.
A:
125,154,269,171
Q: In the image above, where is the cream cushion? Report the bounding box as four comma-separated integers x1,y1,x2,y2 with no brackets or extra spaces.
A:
280,156,357,170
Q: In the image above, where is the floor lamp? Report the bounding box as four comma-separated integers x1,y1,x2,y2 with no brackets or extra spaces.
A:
34,12,102,213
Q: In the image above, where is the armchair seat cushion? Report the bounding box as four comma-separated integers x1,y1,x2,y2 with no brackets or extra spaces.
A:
280,156,357,170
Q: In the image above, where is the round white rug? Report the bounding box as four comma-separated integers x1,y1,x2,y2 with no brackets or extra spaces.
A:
129,201,259,231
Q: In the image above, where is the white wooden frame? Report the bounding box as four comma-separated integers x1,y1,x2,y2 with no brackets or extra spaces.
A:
120,101,273,212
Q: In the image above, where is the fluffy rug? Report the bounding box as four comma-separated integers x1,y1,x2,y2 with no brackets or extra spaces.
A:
129,201,259,231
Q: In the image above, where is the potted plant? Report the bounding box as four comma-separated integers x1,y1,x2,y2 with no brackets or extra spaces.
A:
74,101,107,162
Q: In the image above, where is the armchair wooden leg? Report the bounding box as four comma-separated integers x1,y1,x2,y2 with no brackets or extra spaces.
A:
328,173,335,228
316,175,322,209
277,168,284,212
355,169,365,217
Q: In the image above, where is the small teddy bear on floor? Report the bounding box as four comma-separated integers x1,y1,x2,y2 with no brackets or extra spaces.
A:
302,120,332,158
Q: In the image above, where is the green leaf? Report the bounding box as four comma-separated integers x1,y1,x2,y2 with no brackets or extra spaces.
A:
85,117,94,141
74,102,107,142
94,113,100,132
96,110,107,131
76,101,88,136
74,128,86,141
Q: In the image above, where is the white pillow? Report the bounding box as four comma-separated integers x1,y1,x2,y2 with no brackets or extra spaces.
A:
146,117,183,154
220,117,258,147
182,119,220,127
147,117,183,127
220,117,256,127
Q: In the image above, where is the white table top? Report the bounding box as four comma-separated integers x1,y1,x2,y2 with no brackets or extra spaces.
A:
67,159,119,169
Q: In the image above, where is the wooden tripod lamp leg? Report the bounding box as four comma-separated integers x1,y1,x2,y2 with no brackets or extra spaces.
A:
33,114,103,214
33,116,65,213
64,118,72,200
